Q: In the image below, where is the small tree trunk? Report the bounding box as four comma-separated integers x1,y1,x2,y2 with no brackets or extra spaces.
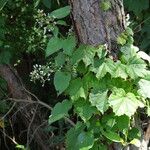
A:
0,64,50,150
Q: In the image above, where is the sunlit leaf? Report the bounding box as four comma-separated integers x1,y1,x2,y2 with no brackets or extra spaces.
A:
89,90,108,114
96,58,116,79
109,88,144,116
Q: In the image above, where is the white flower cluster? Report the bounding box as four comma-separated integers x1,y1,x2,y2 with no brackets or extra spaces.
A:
30,63,54,86
35,9,55,32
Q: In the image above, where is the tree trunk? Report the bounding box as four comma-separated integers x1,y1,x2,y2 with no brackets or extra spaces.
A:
69,0,149,150
69,0,125,54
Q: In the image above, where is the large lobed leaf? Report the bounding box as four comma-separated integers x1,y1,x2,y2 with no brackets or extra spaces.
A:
126,56,147,79
74,99,96,122
108,88,144,117
89,90,109,114
96,58,116,79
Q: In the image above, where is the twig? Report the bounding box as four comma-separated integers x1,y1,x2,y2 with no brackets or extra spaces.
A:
3,126,10,150
28,120,47,145
0,129,18,145
11,103,31,121
2,102,16,120
26,104,39,149
9,119,16,145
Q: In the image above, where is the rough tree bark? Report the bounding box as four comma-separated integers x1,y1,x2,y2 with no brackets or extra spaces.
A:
69,0,149,150
69,0,125,55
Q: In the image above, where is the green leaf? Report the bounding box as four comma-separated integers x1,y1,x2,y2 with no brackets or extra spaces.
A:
71,45,96,66
108,88,144,117
71,45,84,65
128,127,141,140
63,36,77,56
112,61,128,79
96,45,107,59
82,46,95,67
121,45,139,62
101,114,116,129
126,56,147,79
55,52,66,67
77,132,94,150
101,130,123,142
89,90,109,114
52,26,59,37
54,71,71,95
74,99,95,122
16,144,26,150
116,115,130,130
71,87,86,101
138,79,150,98
91,143,107,150
83,72,99,94
100,1,111,11
96,58,116,79
95,62,107,79
56,20,67,26
49,100,72,124
66,122,85,150
67,78,82,96
50,6,71,19
45,37,62,57
117,35,127,45
66,125,95,150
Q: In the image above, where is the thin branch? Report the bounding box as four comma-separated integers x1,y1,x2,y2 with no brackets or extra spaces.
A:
7,98,75,126
2,102,16,120
26,104,39,149
28,120,47,145
0,129,18,145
